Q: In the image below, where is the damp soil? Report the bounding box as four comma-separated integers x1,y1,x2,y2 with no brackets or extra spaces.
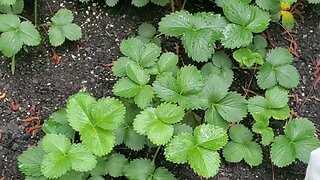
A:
0,0,319,179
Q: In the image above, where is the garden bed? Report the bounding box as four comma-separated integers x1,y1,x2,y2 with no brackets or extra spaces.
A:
0,0,319,179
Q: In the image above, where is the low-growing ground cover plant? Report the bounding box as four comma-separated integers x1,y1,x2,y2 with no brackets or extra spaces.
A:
0,0,82,75
16,0,320,179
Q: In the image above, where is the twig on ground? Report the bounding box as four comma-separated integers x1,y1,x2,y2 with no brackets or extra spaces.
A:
21,116,40,122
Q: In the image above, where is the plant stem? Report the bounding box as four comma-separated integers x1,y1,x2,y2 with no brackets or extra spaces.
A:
11,55,16,75
34,0,38,26
170,0,175,12
152,146,161,163
181,0,187,10
18,15,31,22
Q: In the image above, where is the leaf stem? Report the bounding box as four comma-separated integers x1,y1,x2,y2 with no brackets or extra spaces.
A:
11,55,16,75
170,0,175,12
181,0,187,10
152,146,161,163
34,0,38,26
18,15,31,22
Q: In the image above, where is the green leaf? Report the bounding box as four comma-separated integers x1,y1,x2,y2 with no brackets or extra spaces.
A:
68,144,97,172
204,107,229,129
256,0,279,10
18,145,45,176
0,31,23,57
177,65,203,94
61,23,82,41
221,24,253,48
43,109,75,139
90,157,108,176
229,124,252,144
134,85,154,108
133,103,184,145
157,52,178,74
113,77,141,98
106,153,128,177
0,14,20,31
249,35,268,57
18,21,40,46
165,133,195,163
152,167,176,180
173,123,193,135
284,118,316,140
275,64,300,88
266,47,293,65
91,97,125,130
233,48,264,67
126,61,150,85
188,148,220,178
41,152,71,178
182,30,213,62
257,63,277,89
139,42,161,67
0,0,16,5
156,103,185,124
123,159,155,179
131,0,149,7
147,120,174,145
223,142,246,162
80,125,115,156
222,0,252,26
201,51,234,86
151,0,169,6
120,37,144,62
265,86,288,108
194,124,228,150
158,11,193,36
138,23,156,38
271,135,296,167
112,57,130,77
281,11,294,29
243,141,263,166
67,93,125,156
105,0,119,6
48,26,65,47
246,7,270,33
51,9,74,25
214,92,247,122
42,134,71,154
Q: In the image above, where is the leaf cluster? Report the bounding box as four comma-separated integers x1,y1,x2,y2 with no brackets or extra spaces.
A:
79,0,169,7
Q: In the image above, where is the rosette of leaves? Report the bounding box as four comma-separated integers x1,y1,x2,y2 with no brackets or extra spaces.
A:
251,113,275,146
133,103,185,145
136,23,161,46
201,51,234,86
219,0,271,48
115,100,147,151
123,159,175,180
48,9,82,47
66,92,126,156
257,48,299,89
42,108,75,140
223,124,263,166
165,124,228,178
0,14,40,57
153,65,207,109
158,11,228,62
271,118,320,167
19,134,97,179
0,0,23,14
233,35,268,67
203,74,247,129
248,86,290,120
79,0,169,7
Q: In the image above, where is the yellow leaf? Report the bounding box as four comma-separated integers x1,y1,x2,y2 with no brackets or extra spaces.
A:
281,2,291,11
281,11,295,29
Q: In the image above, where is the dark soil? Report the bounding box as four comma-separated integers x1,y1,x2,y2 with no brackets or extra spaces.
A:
0,0,319,179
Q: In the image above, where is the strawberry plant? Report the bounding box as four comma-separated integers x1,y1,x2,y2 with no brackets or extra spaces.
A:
257,48,300,89
223,124,263,166
0,0,82,75
271,118,320,167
